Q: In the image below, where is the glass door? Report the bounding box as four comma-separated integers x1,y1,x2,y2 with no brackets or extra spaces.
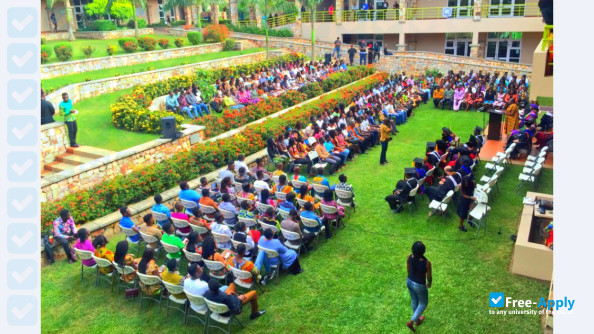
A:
488,0,525,17
73,0,91,28
485,38,521,62
448,0,474,18
445,39,471,56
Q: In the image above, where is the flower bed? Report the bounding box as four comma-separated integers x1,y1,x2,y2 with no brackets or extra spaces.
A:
111,53,304,134
41,71,386,234
192,66,375,138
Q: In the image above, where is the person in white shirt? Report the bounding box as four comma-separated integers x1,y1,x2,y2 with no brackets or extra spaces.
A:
234,154,251,175
253,171,271,193
218,161,235,183
184,263,209,312
210,213,232,249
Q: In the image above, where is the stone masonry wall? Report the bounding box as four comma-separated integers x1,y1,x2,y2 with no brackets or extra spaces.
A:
41,32,70,41
45,51,278,106
41,122,70,171
41,125,204,203
74,28,154,39
42,42,225,79
375,52,533,77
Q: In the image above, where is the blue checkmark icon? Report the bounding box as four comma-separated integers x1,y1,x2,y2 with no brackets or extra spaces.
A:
489,292,505,307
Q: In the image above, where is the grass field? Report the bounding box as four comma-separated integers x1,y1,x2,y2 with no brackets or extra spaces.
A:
43,34,195,63
41,103,553,333
537,96,553,107
42,48,264,91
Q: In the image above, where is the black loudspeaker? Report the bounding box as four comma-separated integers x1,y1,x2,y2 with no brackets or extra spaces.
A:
161,116,181,140
324,53,332,65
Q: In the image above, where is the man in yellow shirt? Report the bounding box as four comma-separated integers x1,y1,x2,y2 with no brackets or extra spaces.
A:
432,87,444,108
379,119,392,166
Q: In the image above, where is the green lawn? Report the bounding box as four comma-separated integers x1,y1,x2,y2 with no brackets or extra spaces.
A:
43,34,196,63
537,96,553,107
41,104,552,333
42,48,264,92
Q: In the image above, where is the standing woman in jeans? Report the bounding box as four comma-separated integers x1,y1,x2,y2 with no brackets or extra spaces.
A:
406,241,432,332
379,119,391,166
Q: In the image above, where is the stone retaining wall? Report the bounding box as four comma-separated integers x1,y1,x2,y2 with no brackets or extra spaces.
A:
41,122,70,171
41,73,369,202
75,28,154,39
45,51,279,106
375,52,533,77
42,42,225,79
41,124,205,203
41,32,70,41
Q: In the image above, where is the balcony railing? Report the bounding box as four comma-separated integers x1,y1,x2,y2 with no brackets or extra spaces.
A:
542,24,553,51
266,13,297,28
301,3,540,23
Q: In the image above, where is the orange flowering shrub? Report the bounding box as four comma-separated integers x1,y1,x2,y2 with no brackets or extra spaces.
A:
202,24,230,42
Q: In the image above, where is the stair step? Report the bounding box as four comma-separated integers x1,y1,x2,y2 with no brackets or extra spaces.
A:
66,146,115,159
57,153,96,166
45,162,76,173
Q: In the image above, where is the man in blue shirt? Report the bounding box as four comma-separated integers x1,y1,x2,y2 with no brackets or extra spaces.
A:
300,202,331,239
119,206,140,242
179,181,201,205
165,90,180,111
257,228,303,275
279,192,297,212
151,194,171,227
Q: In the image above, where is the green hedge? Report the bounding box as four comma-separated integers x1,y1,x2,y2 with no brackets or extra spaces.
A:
41,70,385,234
127,19,147,29
227,23,294,37
93,20,117,31
187,31,203,45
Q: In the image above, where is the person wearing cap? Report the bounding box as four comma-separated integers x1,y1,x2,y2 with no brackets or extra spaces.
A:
441,127,456,146
385,168,419,213
204,278,266,320
425,166,461,202
472,126,485,149
379,119,392,166
425,142,442,167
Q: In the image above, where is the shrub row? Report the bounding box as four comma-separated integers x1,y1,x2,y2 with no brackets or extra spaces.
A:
111,53,305,133
227,23,294,38
41,71,386,234
191,66,375,138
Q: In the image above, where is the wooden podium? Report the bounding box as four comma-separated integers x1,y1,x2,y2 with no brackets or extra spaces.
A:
487,109,504,140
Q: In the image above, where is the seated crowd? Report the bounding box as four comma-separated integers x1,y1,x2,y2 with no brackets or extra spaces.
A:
165,59,349,119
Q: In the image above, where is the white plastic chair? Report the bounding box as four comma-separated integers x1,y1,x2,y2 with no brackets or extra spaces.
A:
231,239,253,254
300,216,325,248
257,246,281,284
312,183,329,200
280,228,303,255
468,189,491,238
181,199,199,213
258,220,278,234
404,184,419,215
278,209,291,220
184,291,208,328
229,266,263,293
275,191,287,202
120,226,142,256
91,255,114,289
272,175,281,185
151,210,169,223
427,190,454,224
334,188,356,219
201,205,218,221
73,248,97,282
296,197,310,209
161,280,187,318
183,249,203,263
291,179,308,190
139,231,162,257
320,203,342,233
257,202,275,214
160,241,182,260
204,299,244,334
237,197,255,207
113,262,137,296
212,232,232,250
517,163,543,193
238,216,258,229
136,273,163,310
202,259,227,280
219,208,238,228
171,217,190,237
189,223,210,235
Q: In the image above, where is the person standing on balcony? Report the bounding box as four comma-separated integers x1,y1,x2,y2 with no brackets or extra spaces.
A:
329,4,334,21
348,45,357,66
332,37,342,59
362,2,369,21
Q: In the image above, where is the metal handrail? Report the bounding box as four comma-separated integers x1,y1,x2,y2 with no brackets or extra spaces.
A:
481,3,541,18
265,12,297,28
542,24,553,51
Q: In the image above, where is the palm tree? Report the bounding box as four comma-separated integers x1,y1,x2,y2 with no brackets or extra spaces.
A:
242,0,296,58
164,0,197,26
205,0,227,25
128,0,147,38
303,0,323,61
47,0,76,41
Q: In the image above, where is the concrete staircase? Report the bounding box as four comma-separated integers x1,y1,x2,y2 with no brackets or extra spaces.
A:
43,146,116,175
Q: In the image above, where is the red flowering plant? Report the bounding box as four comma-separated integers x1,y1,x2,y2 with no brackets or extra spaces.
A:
41,72,385,231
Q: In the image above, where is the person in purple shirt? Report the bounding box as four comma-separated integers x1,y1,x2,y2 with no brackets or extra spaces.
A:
53,209,78,263
218,193,238,226
257,228,303,275
73,228,96,267
119,206,140,243
278,192,297,212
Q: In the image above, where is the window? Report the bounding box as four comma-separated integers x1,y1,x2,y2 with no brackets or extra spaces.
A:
73,0,91,28
485,32,522,62
158,0,175,23
447,0,475,18
444,34,471,56
487,0,526,17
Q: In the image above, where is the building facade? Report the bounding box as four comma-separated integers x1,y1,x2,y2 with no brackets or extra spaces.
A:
305,0,545,64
